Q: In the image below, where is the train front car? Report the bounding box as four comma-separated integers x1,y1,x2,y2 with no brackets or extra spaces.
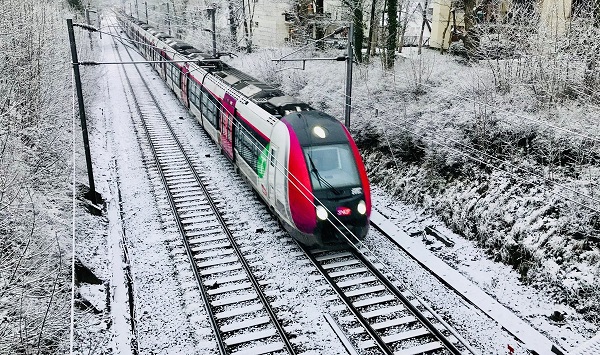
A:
283,110,371,248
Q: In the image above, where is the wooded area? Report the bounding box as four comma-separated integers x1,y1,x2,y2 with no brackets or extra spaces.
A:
1,0,82,352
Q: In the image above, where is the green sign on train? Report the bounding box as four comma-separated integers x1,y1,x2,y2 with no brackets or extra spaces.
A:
257,143,270,178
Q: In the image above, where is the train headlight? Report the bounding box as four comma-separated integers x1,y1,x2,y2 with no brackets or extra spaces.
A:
357,200,367,215
313,126,327,139
316,205,328,220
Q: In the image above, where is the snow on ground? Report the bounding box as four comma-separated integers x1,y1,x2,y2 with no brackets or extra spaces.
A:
225,45,600,351
74,17,350,354
73,19,212,353
371,187,597,351
70,13,599,355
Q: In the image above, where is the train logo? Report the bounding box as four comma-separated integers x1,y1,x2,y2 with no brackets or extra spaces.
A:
336,207,352,216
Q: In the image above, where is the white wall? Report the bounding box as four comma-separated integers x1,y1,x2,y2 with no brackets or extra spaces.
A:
248,0,293,48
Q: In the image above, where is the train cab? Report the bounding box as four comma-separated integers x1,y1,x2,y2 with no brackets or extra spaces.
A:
282,110,371,247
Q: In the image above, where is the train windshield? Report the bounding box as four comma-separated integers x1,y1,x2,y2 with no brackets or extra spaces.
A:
304,144,360,191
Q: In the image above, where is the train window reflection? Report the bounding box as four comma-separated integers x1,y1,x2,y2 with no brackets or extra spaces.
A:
304,144,360,189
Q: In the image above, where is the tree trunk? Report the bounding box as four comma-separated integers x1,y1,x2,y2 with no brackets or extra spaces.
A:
315,0,325,50
228,1,238,49
353,0,364,63
241,0,252,52
440,8,453,54
365,0,377,61
462,0,479,58
417,0,428,54
386,0,398,68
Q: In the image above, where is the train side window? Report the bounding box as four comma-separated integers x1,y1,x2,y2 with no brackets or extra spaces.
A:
270,149,276,167
235,119,267,174
203,92,219,129
188,81,200,108
170,64,181,88
200,88,209,117
194,84,201,107
209,97,218,127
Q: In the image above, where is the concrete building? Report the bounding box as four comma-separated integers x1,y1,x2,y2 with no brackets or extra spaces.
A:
430,0,465,50
242,0,349,48
429,0,576,50
246,1,294,48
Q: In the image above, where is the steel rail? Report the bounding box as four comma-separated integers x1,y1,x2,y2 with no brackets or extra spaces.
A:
347,242,463,354
302,242,464,354
301,245,394,355
112,22,295,355
111,31,229,355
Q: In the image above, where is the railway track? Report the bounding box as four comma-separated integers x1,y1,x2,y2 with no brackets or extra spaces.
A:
108,18,480,354
301,242,473,355
88,13,582,355
110,30,295,355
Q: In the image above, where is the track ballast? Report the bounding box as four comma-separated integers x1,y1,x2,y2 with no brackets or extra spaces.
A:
111,30,295,355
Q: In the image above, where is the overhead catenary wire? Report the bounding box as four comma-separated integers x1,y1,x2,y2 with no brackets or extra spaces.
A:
148,60,475,355
377,113,600,214
276,43,600,213
269,45,599,140
358,52,600,144
118,7,600,280
350,62,600,212
110,17,597,355
109,18,533,352
112,14,362,242
76,15,600,218
200,23,600,214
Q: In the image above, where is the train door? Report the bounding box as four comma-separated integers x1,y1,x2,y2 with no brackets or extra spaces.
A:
181,65,189,108
268,143,288,215
268,144,278,207
151,41,158,71
220,93,236,160
159,51,167,80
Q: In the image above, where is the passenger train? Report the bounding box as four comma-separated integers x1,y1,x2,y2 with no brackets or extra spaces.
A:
117,13,371,248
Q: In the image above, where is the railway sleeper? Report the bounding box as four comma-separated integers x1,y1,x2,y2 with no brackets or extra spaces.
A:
220,316,271,333
229,341,285,355
195,248,235,259
224,328,279,347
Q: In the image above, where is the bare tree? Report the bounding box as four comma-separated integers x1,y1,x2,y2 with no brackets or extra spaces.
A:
365,0,378,61
315,0,325,50
385,0,398,68
462,0,480,57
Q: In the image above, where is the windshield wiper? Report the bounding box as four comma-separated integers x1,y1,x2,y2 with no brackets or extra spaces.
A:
308,155,342,195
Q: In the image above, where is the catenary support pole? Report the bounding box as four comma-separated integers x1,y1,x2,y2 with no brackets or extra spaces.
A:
208,8,217,57
145,1,148,23
344,23,354,129
67,19,98,205
166,3,171,36
85,7,93,49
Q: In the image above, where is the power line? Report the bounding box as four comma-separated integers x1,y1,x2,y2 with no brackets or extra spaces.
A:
375,112,600,212
115,13,600,215
360,61,600,143
383,124,600,216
